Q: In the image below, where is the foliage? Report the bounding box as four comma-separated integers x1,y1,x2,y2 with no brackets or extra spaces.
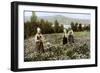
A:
24,12,64,39
24,32,90,61
71,22,90,32
24,43,90,61
79,23,82,31
31,11,37,22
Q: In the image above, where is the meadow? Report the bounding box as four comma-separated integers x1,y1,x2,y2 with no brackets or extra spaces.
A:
24,31,90,62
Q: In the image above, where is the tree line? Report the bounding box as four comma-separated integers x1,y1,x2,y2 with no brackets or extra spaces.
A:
24,11,90,39
71,22,90,32
24,12,64,39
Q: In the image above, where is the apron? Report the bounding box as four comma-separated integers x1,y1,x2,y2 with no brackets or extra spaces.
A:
35,35,44,52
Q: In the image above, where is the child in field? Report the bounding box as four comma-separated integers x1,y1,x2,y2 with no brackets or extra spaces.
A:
34,27,45,53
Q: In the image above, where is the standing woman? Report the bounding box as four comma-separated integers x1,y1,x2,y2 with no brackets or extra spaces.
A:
63,29,68,45
68,29,74,44
35,27,45,53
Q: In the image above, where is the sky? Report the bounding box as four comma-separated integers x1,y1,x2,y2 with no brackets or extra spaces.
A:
24,11,91,20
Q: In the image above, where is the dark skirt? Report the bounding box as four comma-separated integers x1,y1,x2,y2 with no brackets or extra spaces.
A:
68,35,74,43
63,36,68,45
35,41,44,53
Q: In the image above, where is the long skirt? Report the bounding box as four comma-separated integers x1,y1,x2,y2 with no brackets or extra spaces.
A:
63,36,68,45
35,41,44,53
68,35,74,44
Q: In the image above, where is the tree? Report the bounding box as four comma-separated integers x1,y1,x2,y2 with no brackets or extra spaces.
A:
71,22,75,31
31,11,37,22
54,20,60,33
45,20,54,33
79,23,82,31
87,24,90,31
84,24,90,31
75,22,78,31
60,24,64,33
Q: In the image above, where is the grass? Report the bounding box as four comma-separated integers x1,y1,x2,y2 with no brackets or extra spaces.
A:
24,31,90,62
